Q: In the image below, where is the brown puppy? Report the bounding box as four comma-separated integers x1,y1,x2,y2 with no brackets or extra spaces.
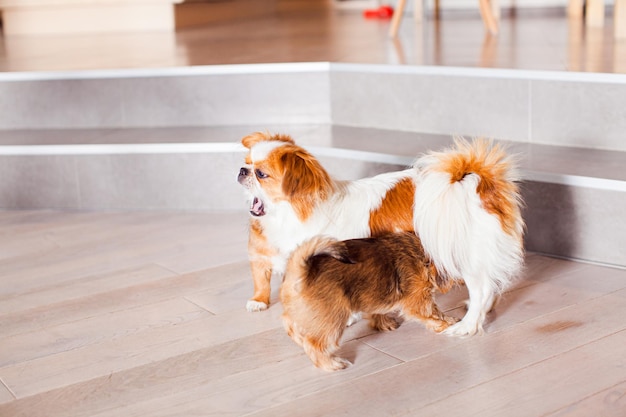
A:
280,232,457,371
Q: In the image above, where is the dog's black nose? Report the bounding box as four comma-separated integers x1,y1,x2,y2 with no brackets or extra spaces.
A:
238,167,250,183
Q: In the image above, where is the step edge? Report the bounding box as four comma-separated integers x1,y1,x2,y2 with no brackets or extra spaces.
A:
2,142,624,192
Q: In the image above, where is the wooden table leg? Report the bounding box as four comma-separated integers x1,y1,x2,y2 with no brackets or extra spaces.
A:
586,0,605,27
615,0,626,38
414,0,423,22
567,0,584,17
478,0,499,34
389,0,407,38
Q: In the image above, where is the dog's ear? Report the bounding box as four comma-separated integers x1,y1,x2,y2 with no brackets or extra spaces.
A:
280,149,334,220
241,132,294,149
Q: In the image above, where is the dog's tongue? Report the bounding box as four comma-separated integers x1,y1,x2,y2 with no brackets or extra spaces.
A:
250,197,265,216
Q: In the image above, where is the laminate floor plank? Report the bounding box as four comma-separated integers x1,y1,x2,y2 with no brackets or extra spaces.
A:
0,297,210,368
0,211,139,261
544,380,626,417
86,340,400,417
0,380,14,405
0,328,298,417
0,263,174,315
0,261,249,337
0,211,248,297
412,329,626,417
0,322,383,417
0,211,168,254
184,266,284,315
1,210,624,416
0,301,284,398
247,290,626,417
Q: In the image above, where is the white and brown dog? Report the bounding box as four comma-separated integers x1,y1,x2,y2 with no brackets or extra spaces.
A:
237,132,524,336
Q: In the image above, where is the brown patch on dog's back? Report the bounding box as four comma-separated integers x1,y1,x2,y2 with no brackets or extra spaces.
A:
369,177,415,237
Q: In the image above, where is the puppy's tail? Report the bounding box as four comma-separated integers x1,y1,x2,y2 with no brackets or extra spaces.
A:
413,137,525,292
283,236,351,291
289,235,352,274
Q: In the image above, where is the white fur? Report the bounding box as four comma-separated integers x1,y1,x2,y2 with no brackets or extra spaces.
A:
246,300,269,312
413,161,524,337
250,140,289,161
244,140,523,337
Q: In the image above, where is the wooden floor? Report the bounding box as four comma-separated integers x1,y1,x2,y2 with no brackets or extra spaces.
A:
1,1,626,415
0,0,625,73
0,210,625,416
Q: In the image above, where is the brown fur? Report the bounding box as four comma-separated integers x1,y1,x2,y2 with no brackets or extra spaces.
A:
277,145,336,221
280,232,457,371
247,220,277,306
368,177,415,237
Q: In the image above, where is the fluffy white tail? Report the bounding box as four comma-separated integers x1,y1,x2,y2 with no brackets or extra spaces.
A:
413,138,525,335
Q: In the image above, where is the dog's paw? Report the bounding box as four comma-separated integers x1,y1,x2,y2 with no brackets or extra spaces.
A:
443,320,484,337
429,315,460,333
322,357,352,372
246,299,269,312
370,314,401,332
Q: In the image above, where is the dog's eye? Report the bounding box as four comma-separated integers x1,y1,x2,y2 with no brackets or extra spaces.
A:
255,169,269,179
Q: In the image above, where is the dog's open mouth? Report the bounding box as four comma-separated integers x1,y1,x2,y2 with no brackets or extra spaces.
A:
250,197,265,217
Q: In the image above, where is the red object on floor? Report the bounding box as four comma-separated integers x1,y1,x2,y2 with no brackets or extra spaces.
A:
363,5,394,19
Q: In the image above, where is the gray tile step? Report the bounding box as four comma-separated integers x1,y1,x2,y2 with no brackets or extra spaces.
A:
1,63,625,151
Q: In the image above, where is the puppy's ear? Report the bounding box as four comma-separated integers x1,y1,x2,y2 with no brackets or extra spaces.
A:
241,132,295,149
280,149,334,220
